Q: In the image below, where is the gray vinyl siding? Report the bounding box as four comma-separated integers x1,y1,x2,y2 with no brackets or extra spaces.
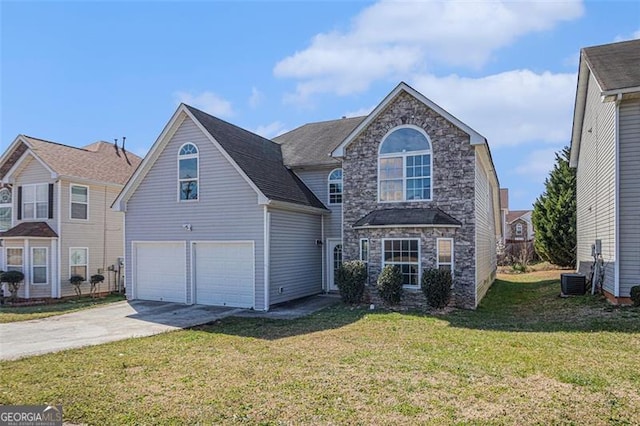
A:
125,116,265,308
269,208,323,304
575,72,616,294
294,167,341,239
474,150,497,305
618,99,640,297
59,181,124,297
14,155,57,233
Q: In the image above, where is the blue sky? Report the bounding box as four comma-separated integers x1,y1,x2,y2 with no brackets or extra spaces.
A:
1,1,638,210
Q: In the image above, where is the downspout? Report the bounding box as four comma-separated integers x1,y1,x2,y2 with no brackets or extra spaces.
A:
102,186,108,288
56,179,62,298
321,214,325,292
263,205,270,311
614,94,621,298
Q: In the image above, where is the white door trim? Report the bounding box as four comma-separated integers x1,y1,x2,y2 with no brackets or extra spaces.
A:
326,238,342,292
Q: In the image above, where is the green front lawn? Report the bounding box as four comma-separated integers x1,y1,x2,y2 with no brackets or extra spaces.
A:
0,294,126,323
1,272,638,424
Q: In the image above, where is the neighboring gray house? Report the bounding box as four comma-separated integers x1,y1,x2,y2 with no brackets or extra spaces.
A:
114,82,500,310
570,39,640,305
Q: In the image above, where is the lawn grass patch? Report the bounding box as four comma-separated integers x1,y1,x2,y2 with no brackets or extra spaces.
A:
0,294,125,323
1,272,639,424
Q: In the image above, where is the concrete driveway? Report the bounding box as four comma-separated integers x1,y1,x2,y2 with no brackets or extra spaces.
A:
0,301,242,361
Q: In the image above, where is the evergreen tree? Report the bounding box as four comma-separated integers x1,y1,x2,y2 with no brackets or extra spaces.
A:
532,146,576,267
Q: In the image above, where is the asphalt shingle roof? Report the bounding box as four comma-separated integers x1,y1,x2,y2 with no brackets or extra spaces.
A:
353,208,462,228
185,105,327,210
582,39,640,92
17,136,142,185
273,116,366,167
0,222,58,238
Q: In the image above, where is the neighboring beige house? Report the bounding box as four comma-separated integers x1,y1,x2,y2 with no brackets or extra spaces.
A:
569,39,640,305
0,135,141,299
499,188,534,243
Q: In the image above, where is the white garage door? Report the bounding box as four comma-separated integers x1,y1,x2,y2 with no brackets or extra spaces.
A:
134,242,186,303
194,241,254,308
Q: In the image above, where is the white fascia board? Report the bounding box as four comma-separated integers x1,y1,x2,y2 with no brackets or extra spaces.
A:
0,135,29,170
112,106,188,211
570,58,591,168
332,82,487,158
267,200,329,215
2,149,58,183
601,86,640,101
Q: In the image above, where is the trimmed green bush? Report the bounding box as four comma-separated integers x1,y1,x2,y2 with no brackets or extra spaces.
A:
69,274,85,297
1,270,25,301
422,268,452,309
336,260,367,304
630,286,640,307
376,265,403,305
90,274,105,296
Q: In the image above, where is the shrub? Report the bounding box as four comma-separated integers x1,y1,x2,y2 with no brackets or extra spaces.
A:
376,265,403,305
69,274,85,297
90,274,105,297
421,268,452,309
1,270,25,302
336,261,367,304
631,286,640,307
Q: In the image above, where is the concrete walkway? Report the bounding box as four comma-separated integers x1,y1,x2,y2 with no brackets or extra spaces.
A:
0,301,242,361
0,294,340,361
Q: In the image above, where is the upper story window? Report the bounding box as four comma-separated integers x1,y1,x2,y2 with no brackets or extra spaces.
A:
515,223,523,236
0,188,12,231
70,185,89,220
378,126,432,202
21,184,49,220
178,143,199,201
328,168,343,205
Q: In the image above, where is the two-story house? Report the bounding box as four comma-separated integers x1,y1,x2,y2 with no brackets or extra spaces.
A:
0,135,141,299
113,82,500,310
570,39,640,305
499,189,534,243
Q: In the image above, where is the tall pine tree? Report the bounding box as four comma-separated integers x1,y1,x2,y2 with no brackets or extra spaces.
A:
532,146,576,267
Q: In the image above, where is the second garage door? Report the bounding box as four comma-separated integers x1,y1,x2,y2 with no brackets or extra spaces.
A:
193,241,254,308
134,242,186,303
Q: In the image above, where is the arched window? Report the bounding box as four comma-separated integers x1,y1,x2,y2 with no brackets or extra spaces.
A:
378,126,432,202
0,187,12,231
328,168,343,204
178,143,198,201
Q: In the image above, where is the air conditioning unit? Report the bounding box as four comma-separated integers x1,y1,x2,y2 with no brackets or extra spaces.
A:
561,273,586,296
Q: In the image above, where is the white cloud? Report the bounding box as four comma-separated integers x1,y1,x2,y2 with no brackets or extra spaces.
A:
274,0,583,102
344,105,375,118
249,87,264,108
254,121,288,139
614,28,640,42
174,91,234,118
410,69,576,147
513,148,560,182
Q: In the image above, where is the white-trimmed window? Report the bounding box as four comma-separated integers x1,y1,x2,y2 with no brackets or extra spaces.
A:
0,188,12,231
6,248,23,272
178,143,199,201
437,238,454,273
31,247,48,285
70,184,89,220
360,238,369,267
70,248,88,280
382,239,420,287
22,184,48,219
378,126,432,202
328,168,343,204
515,223,523,236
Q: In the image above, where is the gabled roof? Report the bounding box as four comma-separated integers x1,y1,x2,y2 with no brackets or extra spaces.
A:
353,208,462,229
114,104,327,212
506,210,531,224
582,39,640,94
273,116,366,168
0,222,58,238
332,81,487,158
184,106,326,210
0,135,142,185
570,39,640,167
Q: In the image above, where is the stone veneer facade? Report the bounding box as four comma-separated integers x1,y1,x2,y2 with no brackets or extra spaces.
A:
342,92,478,308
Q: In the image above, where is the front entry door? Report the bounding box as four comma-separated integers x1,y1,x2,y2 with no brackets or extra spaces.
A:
327,240,342,291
